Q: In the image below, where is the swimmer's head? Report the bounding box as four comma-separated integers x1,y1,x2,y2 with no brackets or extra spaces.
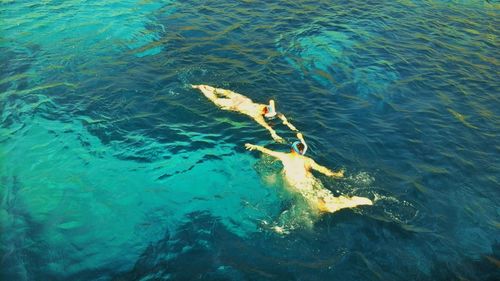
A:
263,100,277,118
291,141,307,155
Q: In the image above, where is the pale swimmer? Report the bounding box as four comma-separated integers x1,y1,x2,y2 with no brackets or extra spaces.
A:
245,133,373,213
192,84,298,142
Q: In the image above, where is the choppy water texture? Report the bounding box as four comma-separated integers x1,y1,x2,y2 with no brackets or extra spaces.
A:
1,0,499,280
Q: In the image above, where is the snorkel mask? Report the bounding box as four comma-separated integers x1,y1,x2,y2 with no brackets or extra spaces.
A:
291,141,308,155
264,100,277,119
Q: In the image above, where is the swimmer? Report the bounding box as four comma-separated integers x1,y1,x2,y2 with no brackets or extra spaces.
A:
245,133,372,213
192,84,298,142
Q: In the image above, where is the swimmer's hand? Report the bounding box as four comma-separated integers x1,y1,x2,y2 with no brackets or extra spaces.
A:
245,143,259,151
271,133,285,143
296,132,306,144
278,113,298,131
328,169,344,178
245,143,283,159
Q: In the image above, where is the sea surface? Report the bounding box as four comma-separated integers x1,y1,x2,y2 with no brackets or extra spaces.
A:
1,0,499,280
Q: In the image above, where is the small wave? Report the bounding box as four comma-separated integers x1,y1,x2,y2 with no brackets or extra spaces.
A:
339,171,419,225
348,171,375,186
372,193,419,225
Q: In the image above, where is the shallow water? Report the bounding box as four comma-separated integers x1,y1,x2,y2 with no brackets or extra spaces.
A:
1,0,499,280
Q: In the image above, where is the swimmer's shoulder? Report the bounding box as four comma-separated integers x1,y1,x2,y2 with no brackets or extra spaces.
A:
301,155,315,168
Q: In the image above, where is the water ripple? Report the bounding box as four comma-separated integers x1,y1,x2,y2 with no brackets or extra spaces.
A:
1,0,499,280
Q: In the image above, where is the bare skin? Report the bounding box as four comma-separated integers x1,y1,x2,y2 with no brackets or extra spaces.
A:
192,84,297,142
245,141,372,213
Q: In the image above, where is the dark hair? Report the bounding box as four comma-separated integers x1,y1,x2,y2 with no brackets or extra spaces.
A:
296,143,305,153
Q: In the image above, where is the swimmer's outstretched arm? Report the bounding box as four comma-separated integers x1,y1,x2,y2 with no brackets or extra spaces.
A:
277,113,298,132
309,159,344,178
253,116,284,142
245,143,285,159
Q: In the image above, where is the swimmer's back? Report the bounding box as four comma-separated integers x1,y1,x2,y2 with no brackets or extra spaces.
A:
281,155,315,189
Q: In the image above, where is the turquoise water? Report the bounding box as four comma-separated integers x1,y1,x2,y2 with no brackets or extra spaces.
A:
1,0,499,280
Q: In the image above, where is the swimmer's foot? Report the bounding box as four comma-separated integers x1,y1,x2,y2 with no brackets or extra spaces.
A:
321,196,373,213
351,196,373,206
191,84,214,92
193,84,220,102
331,169,344,178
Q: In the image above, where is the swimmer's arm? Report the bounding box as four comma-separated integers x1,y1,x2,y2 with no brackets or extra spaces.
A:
296,132,306,145
277,113,298,132
245,143,285,159
253,116,284,142
309,159,344,178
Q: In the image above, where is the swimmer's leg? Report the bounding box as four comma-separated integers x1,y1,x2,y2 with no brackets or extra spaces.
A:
193,85,235,108
214,88,245,99
319,195,372,213
192,84,218,101
192,84,238,98
193,85,254,106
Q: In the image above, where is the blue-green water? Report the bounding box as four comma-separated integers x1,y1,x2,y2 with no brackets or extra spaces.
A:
1,0,499,280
